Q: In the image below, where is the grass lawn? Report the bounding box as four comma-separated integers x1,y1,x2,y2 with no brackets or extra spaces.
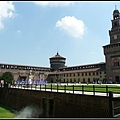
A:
0,103,17,118
41,84,120,93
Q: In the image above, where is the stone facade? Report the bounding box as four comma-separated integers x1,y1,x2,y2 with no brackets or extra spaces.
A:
0,63,50,83
0,56,106,84
0,87,111,118
103,7,120,83
49,52,66,71
48,62,106,83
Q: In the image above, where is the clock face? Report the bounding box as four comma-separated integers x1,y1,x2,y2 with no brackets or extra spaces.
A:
114,34,117,39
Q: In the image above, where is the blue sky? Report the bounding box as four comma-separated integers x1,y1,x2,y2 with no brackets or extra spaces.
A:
0,1,119,67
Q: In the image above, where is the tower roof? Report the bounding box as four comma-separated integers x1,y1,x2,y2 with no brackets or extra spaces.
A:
113,5,120,19
113,9,119,14
50,52,66,59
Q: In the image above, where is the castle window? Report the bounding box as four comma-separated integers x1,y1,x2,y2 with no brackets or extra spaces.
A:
83,78,85,83
74,78,76,82
113,58,120,66
78,78,80,82
88,78,90,83
82,73,84,76
114,34,117,39
114,22,117,27
96,72,98,75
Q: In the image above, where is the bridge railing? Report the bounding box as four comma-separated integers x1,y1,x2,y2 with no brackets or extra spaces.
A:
109,91,120,118
5,83,120,96
1,83,120,118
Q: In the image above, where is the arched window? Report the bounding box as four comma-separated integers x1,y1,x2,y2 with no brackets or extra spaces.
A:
115,76,120,83
83,78,85,83
88,78,90,83
113,58,120,66
74,78,76,83
66,78,69,83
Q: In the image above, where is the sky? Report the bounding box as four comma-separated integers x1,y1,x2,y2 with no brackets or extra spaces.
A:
0,1,119,68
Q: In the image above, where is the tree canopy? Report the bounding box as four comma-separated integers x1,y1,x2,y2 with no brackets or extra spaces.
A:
2,72,14,84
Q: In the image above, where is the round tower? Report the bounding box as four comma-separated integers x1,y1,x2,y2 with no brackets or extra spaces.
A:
49,52,66,71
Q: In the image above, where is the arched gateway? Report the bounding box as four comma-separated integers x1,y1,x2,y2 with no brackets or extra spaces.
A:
115,76,120,83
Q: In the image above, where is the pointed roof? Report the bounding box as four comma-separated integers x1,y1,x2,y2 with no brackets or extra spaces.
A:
50,52,66,59
113,5,119,14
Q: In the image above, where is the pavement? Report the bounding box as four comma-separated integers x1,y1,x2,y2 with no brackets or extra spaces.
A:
9,83,120,98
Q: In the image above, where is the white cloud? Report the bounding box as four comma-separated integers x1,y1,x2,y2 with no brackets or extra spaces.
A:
0,21,3,29
0,1,15,29
33,1,75,7
55,16,87,38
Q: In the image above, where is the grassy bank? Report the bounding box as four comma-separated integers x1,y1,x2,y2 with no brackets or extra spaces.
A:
0,103,17,118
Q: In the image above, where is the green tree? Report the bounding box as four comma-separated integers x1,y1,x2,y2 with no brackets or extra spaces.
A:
2,72,14,84
0,74,2,80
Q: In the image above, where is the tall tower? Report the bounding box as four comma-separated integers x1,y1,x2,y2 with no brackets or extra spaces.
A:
49,52,66,71
103,6,120,83
110,5,120,44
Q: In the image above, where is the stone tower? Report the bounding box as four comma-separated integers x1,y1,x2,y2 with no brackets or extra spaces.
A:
49,52,66,71
103,6,120,83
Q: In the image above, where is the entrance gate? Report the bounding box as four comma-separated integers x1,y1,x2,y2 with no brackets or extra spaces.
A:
115,76,120,83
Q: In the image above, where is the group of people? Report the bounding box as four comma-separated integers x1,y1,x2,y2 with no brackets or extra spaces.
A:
15,79,47,86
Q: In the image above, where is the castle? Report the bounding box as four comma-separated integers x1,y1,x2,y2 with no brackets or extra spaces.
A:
1,7,120,84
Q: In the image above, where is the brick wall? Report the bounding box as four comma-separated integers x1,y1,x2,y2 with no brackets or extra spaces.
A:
0,87,113,118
